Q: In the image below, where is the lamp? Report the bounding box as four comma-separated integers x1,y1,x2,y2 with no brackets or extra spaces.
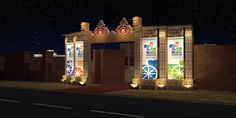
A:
156,79,166,88
130,78,139,88
183,79,193,88
79,76,87,86
70,76,76,83
61,75,67,82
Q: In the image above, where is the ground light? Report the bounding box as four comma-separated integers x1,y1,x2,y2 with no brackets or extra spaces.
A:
183,79,193,88
61,75,67,82
184,84,192,88
79,81,86,85
79,76,87,86
130,84,139,88
70,76,76,83
130,78,139,88
156,79,166,88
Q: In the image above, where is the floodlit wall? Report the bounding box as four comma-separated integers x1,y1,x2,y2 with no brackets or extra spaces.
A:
139,25,193,89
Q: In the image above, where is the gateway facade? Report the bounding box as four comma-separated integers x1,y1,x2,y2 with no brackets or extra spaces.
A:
62,16,193,89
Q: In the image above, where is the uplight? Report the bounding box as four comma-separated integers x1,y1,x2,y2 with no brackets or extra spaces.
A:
130,83,139,88
157,84,165,88
79,81,86,85
183,84,192,88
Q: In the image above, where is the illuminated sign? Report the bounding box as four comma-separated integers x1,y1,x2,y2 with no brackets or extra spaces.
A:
142,37,158,80
75,41,84,77
168,37,184,80
66,43,74,76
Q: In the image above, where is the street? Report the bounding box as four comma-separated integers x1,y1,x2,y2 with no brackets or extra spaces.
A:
0,88,235,118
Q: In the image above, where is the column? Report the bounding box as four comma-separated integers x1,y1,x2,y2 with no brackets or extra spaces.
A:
132,16,142,89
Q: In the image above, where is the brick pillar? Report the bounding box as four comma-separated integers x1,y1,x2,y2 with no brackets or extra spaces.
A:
132,16,143,89
42,50,54,81
79,21,90,83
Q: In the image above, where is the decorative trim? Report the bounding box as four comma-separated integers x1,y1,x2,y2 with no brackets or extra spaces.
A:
93,20,109,36
116,18,133,35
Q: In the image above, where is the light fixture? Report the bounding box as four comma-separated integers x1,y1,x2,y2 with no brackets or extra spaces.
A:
130,78,139,88
79,76,87,86
61,75,67,82
70,76,76,83
182,79,193,88
130,83,139,88
61,78,66,82
79,81,86,85
156,79,166,88
157,84,165,88
183,84,192,88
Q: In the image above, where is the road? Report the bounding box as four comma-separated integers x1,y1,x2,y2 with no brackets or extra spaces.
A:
0,88,235,118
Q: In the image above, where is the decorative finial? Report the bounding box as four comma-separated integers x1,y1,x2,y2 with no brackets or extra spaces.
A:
97,20,105,27
132,16,142,26
120,17,129,25
80,22,90,31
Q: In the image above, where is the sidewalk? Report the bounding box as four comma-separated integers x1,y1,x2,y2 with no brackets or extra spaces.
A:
59,83,130,94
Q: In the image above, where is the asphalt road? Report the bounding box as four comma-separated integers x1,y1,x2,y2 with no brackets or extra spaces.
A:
0,88,236,118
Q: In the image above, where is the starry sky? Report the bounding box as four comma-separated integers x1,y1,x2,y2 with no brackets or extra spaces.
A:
0,0,235,56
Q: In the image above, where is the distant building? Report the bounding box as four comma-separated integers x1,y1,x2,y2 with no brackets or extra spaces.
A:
0,50,65,82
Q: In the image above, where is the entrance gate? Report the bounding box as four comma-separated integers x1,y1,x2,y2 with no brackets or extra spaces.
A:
62,16,194,89
92,49,125,84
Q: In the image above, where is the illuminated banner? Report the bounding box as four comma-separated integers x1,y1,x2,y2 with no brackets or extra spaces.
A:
75,41,84,77
168,37,184,80
66,43,74,76
142,37,158,80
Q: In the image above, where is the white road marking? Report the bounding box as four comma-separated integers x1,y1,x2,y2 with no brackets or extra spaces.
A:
0,98,20,103
32,103,72,110
89,109,144,118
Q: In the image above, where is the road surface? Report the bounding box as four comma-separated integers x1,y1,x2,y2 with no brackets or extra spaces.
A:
0,88,235,118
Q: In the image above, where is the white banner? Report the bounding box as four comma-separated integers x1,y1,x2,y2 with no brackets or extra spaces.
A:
142,37,158,80
74,41,84,77
66,43,74,76
167,37,184,80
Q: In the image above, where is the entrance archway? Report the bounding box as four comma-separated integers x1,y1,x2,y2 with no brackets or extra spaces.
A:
62,16,194,90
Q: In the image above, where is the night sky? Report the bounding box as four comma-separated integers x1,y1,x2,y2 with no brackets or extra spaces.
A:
0,0,235,56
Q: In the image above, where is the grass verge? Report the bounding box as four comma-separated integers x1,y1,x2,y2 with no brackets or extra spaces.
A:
0,80,79,91
105,89,236,105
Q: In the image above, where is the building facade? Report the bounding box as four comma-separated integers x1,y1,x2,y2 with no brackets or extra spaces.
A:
62,16,193,89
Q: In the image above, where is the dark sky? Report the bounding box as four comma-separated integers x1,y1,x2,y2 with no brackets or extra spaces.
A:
0,0,235,55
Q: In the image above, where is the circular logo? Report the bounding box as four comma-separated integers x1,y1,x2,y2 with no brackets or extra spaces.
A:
75,66,84,77
98,30,103,35
120,28,126,34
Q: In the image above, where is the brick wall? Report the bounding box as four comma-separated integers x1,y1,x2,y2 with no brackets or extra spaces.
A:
194,45,236,91
100,50,125,84
0,52,65,82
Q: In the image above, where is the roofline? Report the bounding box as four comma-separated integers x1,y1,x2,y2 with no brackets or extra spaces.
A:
142,24,192,29
62,32,80,37
62,24,193,37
